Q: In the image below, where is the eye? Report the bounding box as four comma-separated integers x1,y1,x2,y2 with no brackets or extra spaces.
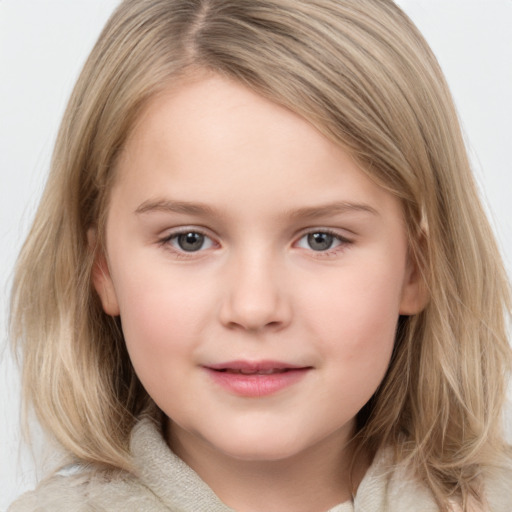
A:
165,231,215,252
295,231,350,252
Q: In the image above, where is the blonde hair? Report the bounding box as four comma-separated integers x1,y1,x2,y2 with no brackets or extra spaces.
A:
10,0,511,509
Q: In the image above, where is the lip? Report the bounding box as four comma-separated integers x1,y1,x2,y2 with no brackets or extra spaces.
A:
204,360,312,397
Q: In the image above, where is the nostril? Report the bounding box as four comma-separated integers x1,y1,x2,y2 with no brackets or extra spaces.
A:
218,279,292,332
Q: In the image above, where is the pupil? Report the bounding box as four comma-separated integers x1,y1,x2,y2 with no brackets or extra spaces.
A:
308,233,333,251
178,232,204,252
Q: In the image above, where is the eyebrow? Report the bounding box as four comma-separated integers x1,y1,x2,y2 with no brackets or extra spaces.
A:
286,201,379,220
134,198,379,219
135,199,218,217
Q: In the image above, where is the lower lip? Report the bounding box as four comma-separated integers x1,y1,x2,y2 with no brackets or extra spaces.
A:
205,368,310,397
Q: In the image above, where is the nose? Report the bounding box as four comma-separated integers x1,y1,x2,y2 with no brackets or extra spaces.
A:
218,251,292,332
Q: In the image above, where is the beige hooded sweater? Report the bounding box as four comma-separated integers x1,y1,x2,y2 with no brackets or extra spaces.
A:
8,418,512,512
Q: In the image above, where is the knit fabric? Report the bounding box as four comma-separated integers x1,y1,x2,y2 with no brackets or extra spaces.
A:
8,418,512,511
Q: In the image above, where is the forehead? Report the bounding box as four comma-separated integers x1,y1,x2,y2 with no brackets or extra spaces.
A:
122,73,343,171
112,73,402,223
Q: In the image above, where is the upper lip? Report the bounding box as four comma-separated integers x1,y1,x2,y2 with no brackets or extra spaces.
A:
205,360,311,373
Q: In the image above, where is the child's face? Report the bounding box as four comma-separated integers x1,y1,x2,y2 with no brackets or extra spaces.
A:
93,74,424,464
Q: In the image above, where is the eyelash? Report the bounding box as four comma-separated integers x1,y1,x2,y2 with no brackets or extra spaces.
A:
157,228,353,259
295,229,352,257
158,228,215,259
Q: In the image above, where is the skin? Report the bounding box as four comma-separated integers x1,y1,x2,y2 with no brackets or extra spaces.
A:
93,73,426,512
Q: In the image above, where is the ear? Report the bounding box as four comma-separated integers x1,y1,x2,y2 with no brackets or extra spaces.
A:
88,228,120,316
399,249,429,316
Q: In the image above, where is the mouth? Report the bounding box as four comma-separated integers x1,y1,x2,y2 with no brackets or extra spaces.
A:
206,360,311,374
204,361,312,397
217,368,296,375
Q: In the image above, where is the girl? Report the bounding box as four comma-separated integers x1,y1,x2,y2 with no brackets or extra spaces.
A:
8,0,512,511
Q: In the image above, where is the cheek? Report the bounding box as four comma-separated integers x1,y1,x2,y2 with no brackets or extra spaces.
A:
307,281,399,418
301,259,403,384
306,260,402,336
111,263,213,384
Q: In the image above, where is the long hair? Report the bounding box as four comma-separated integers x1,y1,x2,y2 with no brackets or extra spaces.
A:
10,0,511,509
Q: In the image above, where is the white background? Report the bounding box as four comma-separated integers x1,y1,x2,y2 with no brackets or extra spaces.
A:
1,1,511,509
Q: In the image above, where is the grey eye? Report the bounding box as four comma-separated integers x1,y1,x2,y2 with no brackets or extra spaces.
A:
296,232,345,252
173,232,210,252
306,233,335,251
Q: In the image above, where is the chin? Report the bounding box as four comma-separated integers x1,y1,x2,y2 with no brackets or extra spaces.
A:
205,429,316,463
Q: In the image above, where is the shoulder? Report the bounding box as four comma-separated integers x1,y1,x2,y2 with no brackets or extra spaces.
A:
355,448,439,512
355,447,512,512
482,458,512,512
8,466,165,512
8,470,95,512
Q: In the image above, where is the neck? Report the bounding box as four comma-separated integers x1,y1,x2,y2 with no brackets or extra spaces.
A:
167,422,369,512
